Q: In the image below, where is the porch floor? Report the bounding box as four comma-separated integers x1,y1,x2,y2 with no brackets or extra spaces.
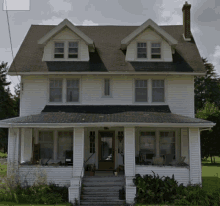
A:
85,171,125,177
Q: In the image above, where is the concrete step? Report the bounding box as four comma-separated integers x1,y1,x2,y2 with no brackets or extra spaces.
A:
83,176,125,181
80,200,125,205
82,191,119,196
83,181,124,187
81,196,121,201
83,186,122,192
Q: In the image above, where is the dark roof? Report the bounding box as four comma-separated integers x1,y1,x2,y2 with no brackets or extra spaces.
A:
42,105,171,114
1,105,212,124
9,24,205,73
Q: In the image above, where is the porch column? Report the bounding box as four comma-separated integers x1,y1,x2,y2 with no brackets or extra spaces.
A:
69,127,85,204
20,128,32,163
7,128,20,176
124,127,136,204
189,127,202,185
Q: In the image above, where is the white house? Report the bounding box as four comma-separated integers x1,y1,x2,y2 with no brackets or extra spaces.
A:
0,2,215,205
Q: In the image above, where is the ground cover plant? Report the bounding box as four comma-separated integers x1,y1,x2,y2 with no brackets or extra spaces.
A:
0,151,7,158
0,161,73,205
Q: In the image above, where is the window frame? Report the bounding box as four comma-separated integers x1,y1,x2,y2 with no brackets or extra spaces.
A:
66,79,80,102
52,40,80,61
68,41,79,59
102,78,112,98
134,79,148,103
151,42,161,59
54,42,65,59
152,79,165,103
137,42,147,59
49,78,63,103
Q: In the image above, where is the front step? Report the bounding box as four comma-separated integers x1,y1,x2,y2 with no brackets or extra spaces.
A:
81,175,125,205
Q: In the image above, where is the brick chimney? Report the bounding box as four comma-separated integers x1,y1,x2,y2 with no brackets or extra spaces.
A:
182,1,191,41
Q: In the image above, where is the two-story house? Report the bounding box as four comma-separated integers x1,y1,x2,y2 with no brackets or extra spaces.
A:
0,2,215,205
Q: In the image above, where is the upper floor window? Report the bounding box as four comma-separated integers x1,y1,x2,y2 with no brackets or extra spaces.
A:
137,43,147,58
50,79,62,102
135,80,148,102
104,79,110,96
54,42,64,58
151,43,161,59
68,42,78,59
152,80,164,102
66,79,79,102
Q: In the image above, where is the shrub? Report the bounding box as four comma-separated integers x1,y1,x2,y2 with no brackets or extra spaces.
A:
133,172,220,205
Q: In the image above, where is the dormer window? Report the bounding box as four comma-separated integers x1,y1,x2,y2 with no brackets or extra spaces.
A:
137,43,147,58
151,43,161,59
68,42,78,58
54,42,64,58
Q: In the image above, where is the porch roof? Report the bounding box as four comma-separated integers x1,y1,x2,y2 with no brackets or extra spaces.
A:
0,105,214,128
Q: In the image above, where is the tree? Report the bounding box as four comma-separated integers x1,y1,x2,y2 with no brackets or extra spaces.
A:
0,62,19,153
196,101,220,163
194,58,220,114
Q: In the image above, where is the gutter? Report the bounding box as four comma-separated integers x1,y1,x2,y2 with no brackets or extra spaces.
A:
199,127,213,132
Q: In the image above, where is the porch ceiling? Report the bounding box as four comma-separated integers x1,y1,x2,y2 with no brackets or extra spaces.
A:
0,105,214,128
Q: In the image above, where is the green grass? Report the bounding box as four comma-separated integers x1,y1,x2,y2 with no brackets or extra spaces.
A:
0,152,7,158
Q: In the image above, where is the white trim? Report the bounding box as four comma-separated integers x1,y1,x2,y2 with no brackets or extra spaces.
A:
38,19,94,49
8,72,206,76
121,19,178,49
0,122,215,128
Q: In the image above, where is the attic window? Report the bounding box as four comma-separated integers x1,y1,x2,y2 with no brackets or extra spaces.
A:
137,43,147,58
54,42,64,58
68,42,78,58
151,43,161,59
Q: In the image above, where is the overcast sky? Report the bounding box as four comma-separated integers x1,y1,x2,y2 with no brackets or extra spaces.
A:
1,0,220,94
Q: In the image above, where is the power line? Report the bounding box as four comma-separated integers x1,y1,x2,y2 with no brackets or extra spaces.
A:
5,0,21,84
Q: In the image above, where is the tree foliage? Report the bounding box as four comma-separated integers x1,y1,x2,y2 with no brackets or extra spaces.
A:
0,62,20,153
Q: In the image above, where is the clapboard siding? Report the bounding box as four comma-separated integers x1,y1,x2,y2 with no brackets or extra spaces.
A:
124,127,135,177
20,75,194,118
189,128,202,185
43,27,89,61
136,166,190,186
19,166,72,186
126,28,172,62
167,75,194,118
20,76,47,116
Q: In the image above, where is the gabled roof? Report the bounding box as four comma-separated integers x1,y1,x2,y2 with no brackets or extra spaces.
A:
38,19,95,50
121,19,178,50
8,23,206,74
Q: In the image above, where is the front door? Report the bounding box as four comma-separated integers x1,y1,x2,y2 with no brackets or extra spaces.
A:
98,131,115,170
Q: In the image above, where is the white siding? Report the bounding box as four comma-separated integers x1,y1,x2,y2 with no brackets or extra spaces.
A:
73,127,84,177
189,128,202,185
21,128,32,163
19,166,72,186
181,128,189,164
43,27,89,61
136,166,190,186
20,75,194,118
126,28,172,62
20,76,47,116
124,127,135,177
167,75,194,118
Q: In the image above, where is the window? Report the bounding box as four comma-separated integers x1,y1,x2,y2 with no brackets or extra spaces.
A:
135,80,148,102
50,79,62,102
159,132,175,159
58,131,73,161
151,43,161,59
68,42,78,58
54,42,64,58
66,79,79,102
140,132,156,158
104,79,110,96
137,43,147,58
152,80,164,102
39,131,54,159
